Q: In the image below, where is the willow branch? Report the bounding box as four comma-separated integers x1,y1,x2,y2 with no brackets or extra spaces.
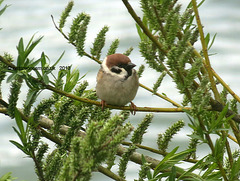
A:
191,0,221,103
189,3,229,175
51,15,180,109
121,141,198,164
0,56,188,114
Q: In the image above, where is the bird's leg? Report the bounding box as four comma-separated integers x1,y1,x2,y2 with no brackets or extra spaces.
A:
130,101,137,115
100,100,107,110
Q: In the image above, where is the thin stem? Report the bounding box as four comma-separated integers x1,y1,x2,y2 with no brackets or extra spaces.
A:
211,67,240,103
191,0,221,103
228,120,240,145
121,141,198,164
31,151,46,181
139,83,181,107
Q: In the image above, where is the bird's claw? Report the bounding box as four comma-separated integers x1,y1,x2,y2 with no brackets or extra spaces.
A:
130,101,137,115
100,100,107,110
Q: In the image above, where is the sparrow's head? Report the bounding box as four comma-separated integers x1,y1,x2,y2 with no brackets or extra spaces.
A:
102,53,136,79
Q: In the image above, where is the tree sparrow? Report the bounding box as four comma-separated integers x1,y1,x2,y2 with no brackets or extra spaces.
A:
96,53,139,114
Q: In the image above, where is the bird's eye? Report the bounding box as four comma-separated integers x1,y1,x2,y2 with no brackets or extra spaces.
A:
118,64,126,69
111,66,122,74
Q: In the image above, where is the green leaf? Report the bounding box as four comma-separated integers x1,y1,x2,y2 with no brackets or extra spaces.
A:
209,104,228,132
0,2,9,17
42,73,50,85
40,52,47,69
6,72,18,83
177,157,205,181
208,33,217,50
169,166,176,181
0,172,17,181
64,67,79,92
25,36,43,60
230,156,240,180
153,147,194,177
27,57,41,68
52,51,65,68
204,33,210,49
153,147,179,177
9,140,29,155
136,23,144,41
14,109,25,138
24,89,39,107
16,35,43,68
17,38,25,67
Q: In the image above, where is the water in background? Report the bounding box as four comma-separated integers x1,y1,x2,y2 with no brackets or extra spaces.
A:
0,0,240,180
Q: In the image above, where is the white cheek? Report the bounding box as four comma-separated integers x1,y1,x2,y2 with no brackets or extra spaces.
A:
117,68,128,79
102,58,128,79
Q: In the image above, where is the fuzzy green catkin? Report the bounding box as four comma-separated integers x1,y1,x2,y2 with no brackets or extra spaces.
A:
0,60,8,99
178,46,193,68
44,150,62,181
184,57,202,88
138,161,151,181
73,81,88,97
90,26,109,59
118,145,136,179
164,11,179,47
153,71,166,94
157,120,185,152
123,47,133,56
230,99,238,114
137,64,145,78
8,79,22,118
0,61,7,85
53,98,72,133
59,1,74,30
23,89,38,116
179,8,193,28
190,29,199,45
69,13,90,56
140,0,159,31
32,98,56,122
97,115,126,146
107,122,133,149
107,39,120,55
220,87,228,103
191,76,211,114
131,114,153,144
187,136,199,159
118,115,153,178
36,143,49,164
139,41,165,72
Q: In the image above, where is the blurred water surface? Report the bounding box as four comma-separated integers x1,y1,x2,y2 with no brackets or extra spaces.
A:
0,0,240,180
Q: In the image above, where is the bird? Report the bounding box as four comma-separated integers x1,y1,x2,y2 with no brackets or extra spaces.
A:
96,53,139,114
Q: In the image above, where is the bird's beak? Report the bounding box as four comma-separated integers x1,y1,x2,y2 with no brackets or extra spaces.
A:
127,62,136,69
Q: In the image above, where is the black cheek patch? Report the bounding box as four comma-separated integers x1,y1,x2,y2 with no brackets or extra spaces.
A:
111,67,122,74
